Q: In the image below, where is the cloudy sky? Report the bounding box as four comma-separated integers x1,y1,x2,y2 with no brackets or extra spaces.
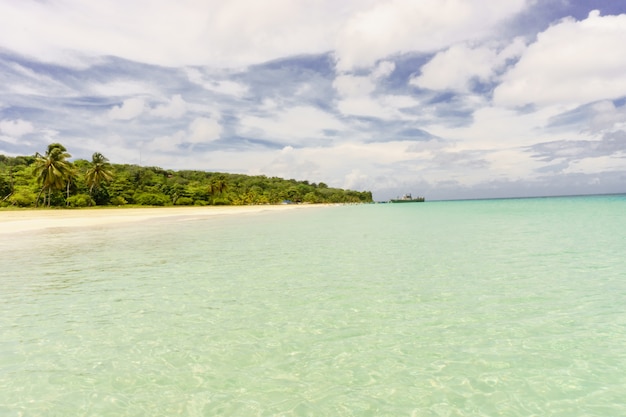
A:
1,0,625,200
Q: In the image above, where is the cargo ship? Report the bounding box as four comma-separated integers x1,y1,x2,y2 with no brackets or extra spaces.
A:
389,193,425,203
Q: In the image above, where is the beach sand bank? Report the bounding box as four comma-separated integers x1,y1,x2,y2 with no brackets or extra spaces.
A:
0,205,325,235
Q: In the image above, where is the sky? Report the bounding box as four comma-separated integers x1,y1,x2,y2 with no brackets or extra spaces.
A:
1,0,625,201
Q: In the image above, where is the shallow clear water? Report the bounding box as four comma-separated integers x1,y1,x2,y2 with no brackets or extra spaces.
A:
1,195,625,416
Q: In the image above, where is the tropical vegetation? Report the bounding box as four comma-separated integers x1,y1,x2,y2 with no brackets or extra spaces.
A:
0,144,373,208
32,143,72,207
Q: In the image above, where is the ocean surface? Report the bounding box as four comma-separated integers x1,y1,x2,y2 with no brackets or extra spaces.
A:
1,195,625,416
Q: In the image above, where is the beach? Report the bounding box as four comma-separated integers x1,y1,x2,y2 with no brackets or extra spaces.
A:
0,204,321,235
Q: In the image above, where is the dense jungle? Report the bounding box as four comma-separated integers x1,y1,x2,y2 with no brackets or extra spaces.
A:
0,143,373,208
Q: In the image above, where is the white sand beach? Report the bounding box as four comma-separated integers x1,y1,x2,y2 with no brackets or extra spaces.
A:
0,204,323,235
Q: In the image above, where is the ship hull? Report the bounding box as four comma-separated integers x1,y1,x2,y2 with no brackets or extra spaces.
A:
389,198,425,203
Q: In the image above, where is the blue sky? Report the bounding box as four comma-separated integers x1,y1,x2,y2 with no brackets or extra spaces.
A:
1,0,625,200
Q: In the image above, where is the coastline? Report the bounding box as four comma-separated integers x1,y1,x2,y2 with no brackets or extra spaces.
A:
0,204,326,235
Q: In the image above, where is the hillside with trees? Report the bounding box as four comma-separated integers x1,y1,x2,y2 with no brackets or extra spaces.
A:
0,144,373,208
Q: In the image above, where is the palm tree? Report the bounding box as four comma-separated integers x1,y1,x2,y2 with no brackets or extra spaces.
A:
85,152,114,199
33,143,72,207
207,175,228,196
65,164,79,206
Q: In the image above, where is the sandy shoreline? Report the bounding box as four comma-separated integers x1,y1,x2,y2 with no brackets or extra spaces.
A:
0,204,326,235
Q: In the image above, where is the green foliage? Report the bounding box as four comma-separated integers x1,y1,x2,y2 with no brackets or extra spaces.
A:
0,172,11,198
91,186,111,206
8,189,37,207
174,197,194,206
134,192,171,206
66,194,95,207
85,152,114,196
110,196,127,206
1,144,373,208
33,143,72,207
107,172,134,204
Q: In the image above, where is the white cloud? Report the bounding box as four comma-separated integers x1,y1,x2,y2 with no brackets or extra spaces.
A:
5,63,76,97
343,168,370,190
586,101,626,133
91,81,157,97
372,61,396,79
410,39,526,92
429,104,561,150
145,116,222,151
334,0,527,71
336,97,387,119
185,68,249,97
260,145,322,181
333,74,377,98
108,98,146,120
553,101,626,134
333,62,396,98
568,154,626,174
412,43,494,91
334,63,419,120
0,0,364,68
0,1,528,71
494,11,626,108
336,96,419,120
151,94,187,118
211,81,249,97
188,116,222,143
239,106,346,143
0,135,18,146
151,131,187,152
0,119,35,137
259,98,279,111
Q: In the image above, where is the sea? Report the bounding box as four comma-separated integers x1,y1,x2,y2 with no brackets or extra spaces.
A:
1,195,625,416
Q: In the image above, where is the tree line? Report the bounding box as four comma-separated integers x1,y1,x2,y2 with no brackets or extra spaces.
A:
0,143,373,208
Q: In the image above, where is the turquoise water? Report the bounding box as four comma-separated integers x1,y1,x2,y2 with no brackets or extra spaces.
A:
1,195,625,416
